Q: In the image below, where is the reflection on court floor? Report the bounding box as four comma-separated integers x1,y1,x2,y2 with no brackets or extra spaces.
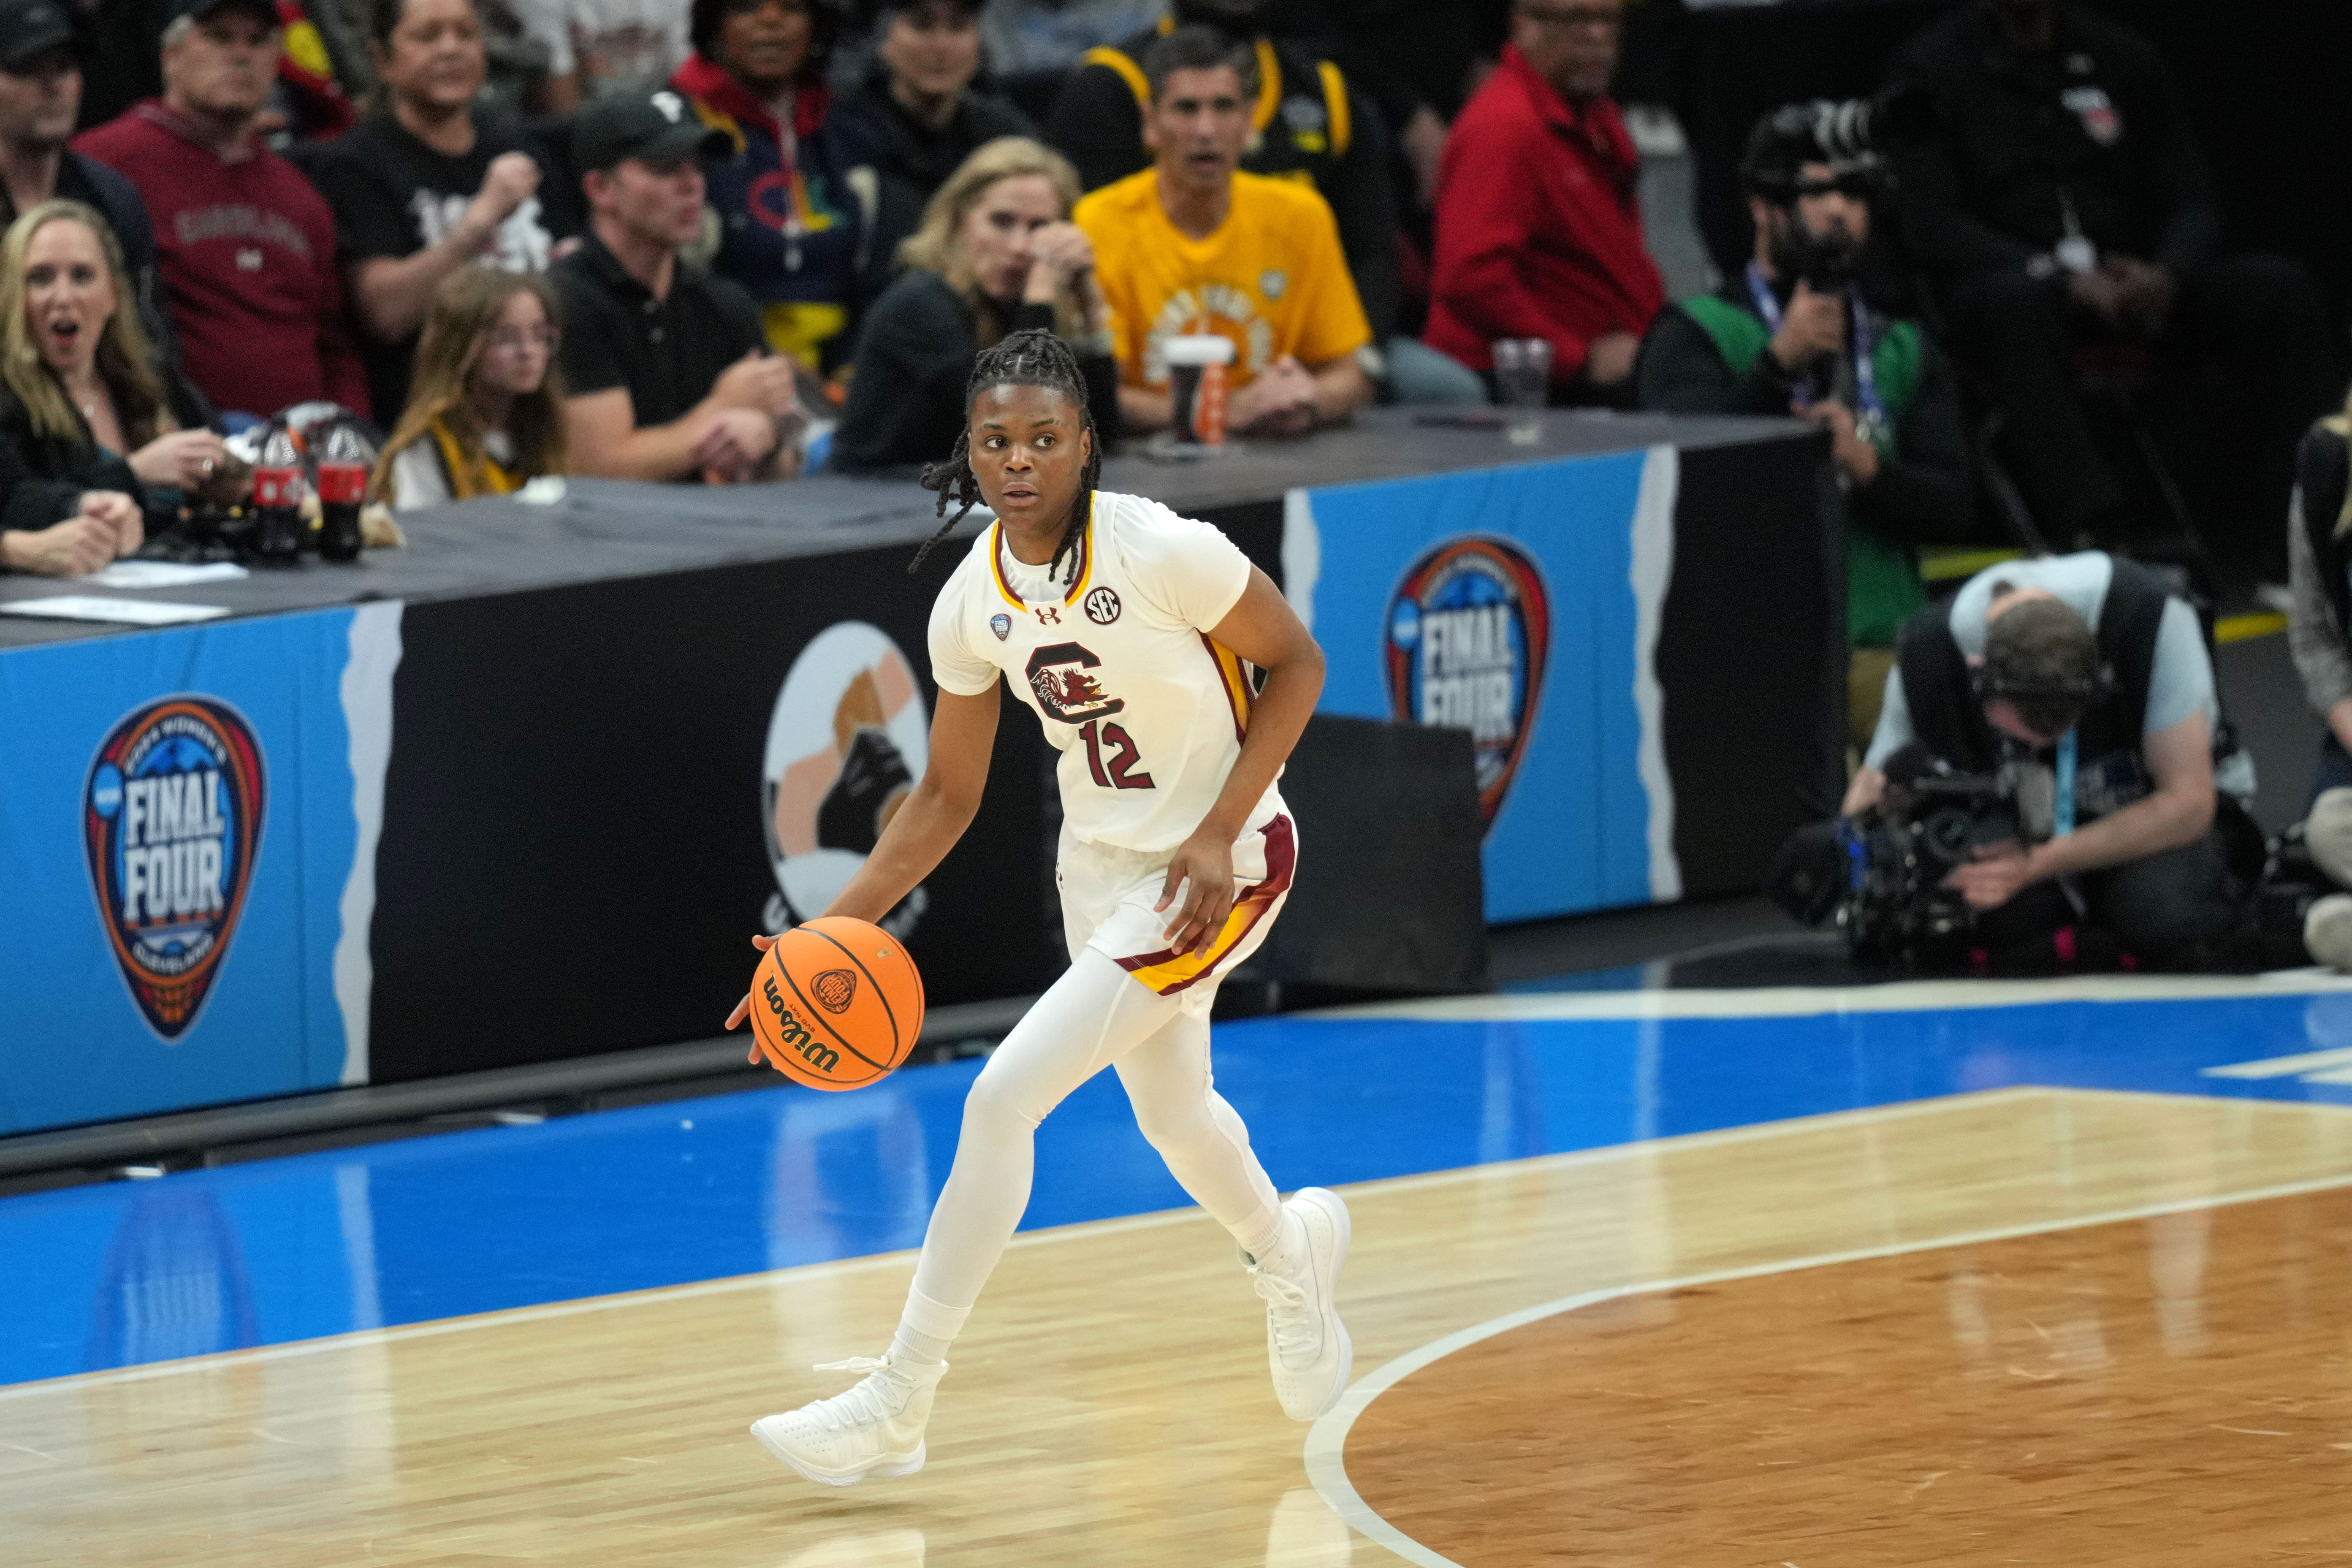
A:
6,977,2352,1564
1344,1182,2352,1565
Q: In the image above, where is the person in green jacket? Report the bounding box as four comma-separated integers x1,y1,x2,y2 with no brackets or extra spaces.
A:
1638,100,1974,752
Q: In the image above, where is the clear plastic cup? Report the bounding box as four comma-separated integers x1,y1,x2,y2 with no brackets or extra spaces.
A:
1492,338,1552,444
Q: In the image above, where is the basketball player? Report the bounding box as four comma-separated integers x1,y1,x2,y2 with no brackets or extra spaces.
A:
725,328,1348,1487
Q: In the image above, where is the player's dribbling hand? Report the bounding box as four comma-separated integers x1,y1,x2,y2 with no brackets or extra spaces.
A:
725,933,780,1062
1155,827,1237,956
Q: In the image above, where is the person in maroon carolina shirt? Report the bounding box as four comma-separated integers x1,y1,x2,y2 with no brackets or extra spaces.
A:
72,0,367,418
1425,0,1664,405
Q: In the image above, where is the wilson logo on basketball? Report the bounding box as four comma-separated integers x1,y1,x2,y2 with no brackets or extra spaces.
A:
812,968,857,1013
1384,537,1551,831
83,695,266,1040
761,975,841,1074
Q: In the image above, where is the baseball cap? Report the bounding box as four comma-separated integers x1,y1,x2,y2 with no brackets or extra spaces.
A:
573,89,730,174
0,0,73,71
166,0,284,26
867,0,981,19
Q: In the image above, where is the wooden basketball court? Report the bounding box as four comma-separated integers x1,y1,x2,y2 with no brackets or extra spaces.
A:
8,1084,2351,1565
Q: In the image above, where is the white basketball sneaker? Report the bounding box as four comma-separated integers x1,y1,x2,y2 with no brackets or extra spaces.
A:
1245,1187,1353,1421
749,1353,944,1487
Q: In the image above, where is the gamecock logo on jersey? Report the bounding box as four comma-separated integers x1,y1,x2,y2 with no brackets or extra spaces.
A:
1025,642,1125,723
1384,537,1551,830
83,696,267,1039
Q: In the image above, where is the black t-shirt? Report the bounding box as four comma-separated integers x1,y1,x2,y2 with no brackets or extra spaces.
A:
551,232,768,459
313,110,561,420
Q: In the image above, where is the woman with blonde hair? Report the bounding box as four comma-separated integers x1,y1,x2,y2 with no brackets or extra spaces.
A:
373,267,568,510
834,135,1117,469
0,200,228,572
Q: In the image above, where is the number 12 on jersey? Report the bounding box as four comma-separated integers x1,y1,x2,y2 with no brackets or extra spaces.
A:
1080,719,1155,790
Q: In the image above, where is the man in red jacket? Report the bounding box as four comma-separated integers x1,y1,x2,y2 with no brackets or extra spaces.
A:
73,0,367,419
1425,0,1663,403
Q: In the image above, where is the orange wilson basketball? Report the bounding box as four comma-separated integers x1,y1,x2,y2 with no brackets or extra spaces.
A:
747,917,925,1091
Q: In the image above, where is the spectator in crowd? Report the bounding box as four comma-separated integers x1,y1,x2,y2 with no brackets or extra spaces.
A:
1639,103,1972,749
312,0,557,421
671,0,862,370
372,265,564,507
1843,555,2254,968
0,200,228,506
0,1,146,243
1427,0,1663,407
509,0,690,112
74,0,368,417
552,89,805,481
2287,400,2352,968
831,0,1031,301
1888,0,2336,576
0,200,160,573
836,135,1112,469
1050,1,1478,405
0,0,209,424
1074,26,1369,439
73,0,363,138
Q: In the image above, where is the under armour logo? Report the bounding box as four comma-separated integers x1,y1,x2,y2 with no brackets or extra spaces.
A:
1035,606,1061,625
652,91,684,122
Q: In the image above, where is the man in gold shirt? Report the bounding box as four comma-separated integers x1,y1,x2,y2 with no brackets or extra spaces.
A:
1074,25,1373,439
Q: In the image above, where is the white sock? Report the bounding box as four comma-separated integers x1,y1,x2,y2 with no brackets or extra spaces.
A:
1237,1204,1297,1272
890,1325,950,1369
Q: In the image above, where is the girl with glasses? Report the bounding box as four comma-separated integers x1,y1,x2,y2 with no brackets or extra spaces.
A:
372,267,569,510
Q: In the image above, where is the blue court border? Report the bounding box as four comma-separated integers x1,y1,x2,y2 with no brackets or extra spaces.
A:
6,985,2351,1388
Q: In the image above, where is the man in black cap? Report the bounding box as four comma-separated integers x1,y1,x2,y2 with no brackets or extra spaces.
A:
552,89,807,482
0,0,203,420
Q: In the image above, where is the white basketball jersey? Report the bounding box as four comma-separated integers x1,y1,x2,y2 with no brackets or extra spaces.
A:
928,490,1283,854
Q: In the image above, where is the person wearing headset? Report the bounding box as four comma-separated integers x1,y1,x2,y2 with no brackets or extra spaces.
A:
1841,550,2256,966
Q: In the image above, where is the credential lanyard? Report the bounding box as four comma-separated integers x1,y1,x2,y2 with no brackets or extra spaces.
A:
1744,260,1887,443
2053,730,2078,838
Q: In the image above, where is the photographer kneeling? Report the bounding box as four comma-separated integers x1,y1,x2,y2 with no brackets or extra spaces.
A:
1835,551,2254,968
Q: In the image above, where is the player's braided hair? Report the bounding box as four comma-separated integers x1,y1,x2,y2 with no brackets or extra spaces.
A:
909,328,1103,582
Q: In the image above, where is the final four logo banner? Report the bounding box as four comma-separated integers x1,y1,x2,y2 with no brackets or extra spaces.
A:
82,695,268,1040
1383,536,1552,830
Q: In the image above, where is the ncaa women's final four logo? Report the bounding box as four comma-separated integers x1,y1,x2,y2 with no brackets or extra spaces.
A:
83,696,266,1039
1384,537,1551,828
